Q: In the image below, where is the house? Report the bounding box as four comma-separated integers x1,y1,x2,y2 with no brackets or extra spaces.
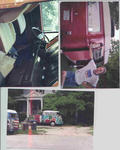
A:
14,90,54,117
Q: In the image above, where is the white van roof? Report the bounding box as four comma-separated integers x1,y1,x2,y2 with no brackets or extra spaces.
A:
7,109,17,114
43,110,59,113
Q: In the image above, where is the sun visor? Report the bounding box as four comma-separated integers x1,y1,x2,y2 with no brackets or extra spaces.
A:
0,23,16,53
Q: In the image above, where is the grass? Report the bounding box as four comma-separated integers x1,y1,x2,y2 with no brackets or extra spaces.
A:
14,129,38,135
88,126,93,135
14,128,47,135
37,126,52,130
76,125,82,128
76,125,94,135
37,129,47,135
9,124,57,135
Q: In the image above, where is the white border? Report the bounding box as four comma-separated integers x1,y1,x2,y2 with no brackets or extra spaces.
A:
0,1,120,150
94,89,120,150
0,88,8,150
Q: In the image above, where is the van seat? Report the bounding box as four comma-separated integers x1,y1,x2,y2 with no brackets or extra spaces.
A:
0,23,16,53
0,51,15,77
14,14,26,34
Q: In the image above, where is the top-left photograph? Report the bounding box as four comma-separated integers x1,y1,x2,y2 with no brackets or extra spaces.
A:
0,0,59,87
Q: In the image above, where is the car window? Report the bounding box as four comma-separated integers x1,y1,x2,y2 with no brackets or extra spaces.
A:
88,2,101,33
9,113,18,119
41,1,58,40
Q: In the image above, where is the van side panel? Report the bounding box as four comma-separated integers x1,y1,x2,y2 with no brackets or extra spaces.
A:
60,2,87,50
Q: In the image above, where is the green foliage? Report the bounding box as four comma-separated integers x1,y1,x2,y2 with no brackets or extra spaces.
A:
8,89,23,103
43,91,94,125
15,129,39,135
8,89,24,110
19,112,27,122
41,1,58,31
98,40,119,88
109,2,119,29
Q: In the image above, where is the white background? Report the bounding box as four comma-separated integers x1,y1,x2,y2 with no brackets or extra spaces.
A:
94,89,120,150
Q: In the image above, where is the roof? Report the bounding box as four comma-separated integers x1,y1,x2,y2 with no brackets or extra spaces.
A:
43,110,59,113
7,109,17,114
14,90,54,101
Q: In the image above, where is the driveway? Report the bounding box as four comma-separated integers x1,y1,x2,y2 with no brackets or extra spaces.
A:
7,126,93,150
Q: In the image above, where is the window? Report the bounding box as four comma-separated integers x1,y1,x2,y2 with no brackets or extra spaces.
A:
88,2,101,33
8,113,18,119
41,1,58,40
93,48,102,60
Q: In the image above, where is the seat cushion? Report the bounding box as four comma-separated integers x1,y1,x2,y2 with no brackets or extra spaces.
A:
0,23,16,53
0,51,15,77
14,14,26,35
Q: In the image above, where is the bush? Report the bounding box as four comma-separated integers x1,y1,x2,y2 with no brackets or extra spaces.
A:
19,112,27,122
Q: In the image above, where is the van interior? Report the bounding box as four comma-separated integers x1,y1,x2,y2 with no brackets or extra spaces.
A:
0,1,58,87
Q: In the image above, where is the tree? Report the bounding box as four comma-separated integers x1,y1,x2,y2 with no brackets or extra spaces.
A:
43,91,94,125
109,2,119,29
97,2,119,88
8,89,24,110
41,1,58,31
98,40,119,88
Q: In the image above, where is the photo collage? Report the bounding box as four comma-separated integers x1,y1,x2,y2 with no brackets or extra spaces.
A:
0,1,119,150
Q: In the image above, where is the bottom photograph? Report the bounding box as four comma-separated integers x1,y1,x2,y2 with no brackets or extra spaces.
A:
7,89,94,150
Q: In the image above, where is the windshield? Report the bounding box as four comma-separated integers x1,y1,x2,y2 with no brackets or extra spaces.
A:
41,1,58,40
43,111,59,116
8,113,18,119
88,2,101,33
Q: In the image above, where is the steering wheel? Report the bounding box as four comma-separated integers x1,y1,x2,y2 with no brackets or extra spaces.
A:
31,27,49,43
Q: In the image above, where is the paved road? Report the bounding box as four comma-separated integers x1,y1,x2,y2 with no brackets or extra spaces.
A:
7,126,93,150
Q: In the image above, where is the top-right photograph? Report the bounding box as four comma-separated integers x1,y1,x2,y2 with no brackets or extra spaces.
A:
60,1,119,88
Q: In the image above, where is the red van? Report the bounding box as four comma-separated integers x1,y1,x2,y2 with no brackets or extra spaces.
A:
60,2,113,67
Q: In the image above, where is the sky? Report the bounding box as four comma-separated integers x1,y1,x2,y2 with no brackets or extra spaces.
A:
113,29,119,40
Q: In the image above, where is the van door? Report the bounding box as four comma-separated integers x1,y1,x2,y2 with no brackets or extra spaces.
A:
60,2,87,50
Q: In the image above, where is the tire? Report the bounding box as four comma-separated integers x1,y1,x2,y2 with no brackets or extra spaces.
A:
50,121,55,127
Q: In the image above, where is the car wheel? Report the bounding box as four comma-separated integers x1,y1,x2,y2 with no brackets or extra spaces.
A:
50,121,55,127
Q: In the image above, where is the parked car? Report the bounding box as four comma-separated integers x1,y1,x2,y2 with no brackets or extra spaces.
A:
0,0,58,87
60,2,114,68
7,109,19,134
34,110,63,126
